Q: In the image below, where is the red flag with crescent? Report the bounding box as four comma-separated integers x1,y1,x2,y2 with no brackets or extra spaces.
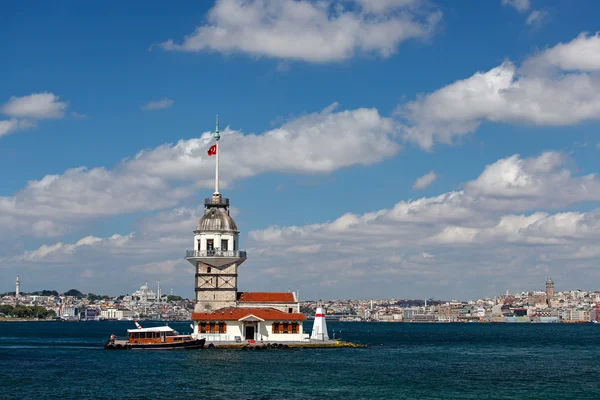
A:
207,144,217,156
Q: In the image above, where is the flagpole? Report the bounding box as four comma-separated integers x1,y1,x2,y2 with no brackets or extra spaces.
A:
214,114,220,195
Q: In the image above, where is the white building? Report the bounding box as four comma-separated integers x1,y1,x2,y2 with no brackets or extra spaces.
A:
129,282,157,304
193,306,307,342
100,308,135,320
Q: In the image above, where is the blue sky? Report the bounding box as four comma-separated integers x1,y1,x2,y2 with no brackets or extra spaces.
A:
2,0,600,301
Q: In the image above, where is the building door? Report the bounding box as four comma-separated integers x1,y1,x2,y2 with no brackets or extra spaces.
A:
245,325,255,340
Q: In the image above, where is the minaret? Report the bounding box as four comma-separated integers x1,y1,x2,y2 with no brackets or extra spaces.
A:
546,278,554,306
157,280,162,303
15,275,20,298
185,115,247,312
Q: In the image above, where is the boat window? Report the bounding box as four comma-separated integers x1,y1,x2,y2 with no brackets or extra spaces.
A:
139,332,146,339
132,332,139,338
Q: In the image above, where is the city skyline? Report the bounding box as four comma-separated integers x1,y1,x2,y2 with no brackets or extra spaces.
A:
4,274,594,304
2,1,600,300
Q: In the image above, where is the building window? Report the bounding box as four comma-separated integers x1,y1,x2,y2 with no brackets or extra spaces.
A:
207,267,211,273
288,308,293,313
207,239,214,251
222,239,228,251
291,323,298,334
199,322,227,334
272,323,279,333
283,323,289,333
197,240,201,250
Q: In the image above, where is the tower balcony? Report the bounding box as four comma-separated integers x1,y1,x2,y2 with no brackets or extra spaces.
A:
185,249,247,267
205,197,229,207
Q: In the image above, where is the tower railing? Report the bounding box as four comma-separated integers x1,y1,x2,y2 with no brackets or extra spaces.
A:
186,250,247,258
204,197,229,207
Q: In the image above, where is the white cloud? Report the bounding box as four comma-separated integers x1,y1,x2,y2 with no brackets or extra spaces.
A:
464,152,600,210
128,259,186,276
0,92,70,138
71,111,88,119
127,104,400,180
2,92,67,119
141,98,174,111
1,104,400,238
397,33,600,149
502,0,530,12
9,151,600,299
525,33,600,72
0,119,35,137
525,10,549,26
159,0,442,63
243,153,600,298
353,0,419,13
413,171,437,189
19,233,133,261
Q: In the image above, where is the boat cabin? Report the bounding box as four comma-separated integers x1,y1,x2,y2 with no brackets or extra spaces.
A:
127,326,187,344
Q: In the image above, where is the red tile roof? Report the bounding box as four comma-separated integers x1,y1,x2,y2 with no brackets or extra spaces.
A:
237,291,296,303
192,307,306,321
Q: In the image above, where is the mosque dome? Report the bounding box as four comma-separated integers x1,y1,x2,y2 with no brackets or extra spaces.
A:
196,208,238,232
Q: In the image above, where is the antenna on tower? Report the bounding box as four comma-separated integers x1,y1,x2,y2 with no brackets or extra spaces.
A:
214,114,220,195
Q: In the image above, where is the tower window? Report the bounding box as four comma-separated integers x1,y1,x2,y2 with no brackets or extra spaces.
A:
234,240,237,250
207,267,211,273
207,239,214,251
222,239,228,251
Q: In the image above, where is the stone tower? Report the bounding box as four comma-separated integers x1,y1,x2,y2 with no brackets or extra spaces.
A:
546,277,554,306
185,116,246,312
15,275,20,298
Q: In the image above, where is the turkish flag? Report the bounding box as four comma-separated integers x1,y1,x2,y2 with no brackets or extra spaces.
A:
207,144,217,156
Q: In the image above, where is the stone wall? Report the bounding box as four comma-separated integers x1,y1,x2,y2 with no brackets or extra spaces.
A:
195,261,238,312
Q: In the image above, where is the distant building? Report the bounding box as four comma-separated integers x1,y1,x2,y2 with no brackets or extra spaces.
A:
546,278,555,306
130,282,157,304
100,308,135,320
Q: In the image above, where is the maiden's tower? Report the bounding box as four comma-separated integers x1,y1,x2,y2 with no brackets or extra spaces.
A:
185,117,307,342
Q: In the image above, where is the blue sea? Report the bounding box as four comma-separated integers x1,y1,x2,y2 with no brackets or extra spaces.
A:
0,321,599,399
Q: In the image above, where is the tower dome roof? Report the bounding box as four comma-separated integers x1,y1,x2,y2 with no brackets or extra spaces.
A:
546,278,554,284
196,208,238,232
